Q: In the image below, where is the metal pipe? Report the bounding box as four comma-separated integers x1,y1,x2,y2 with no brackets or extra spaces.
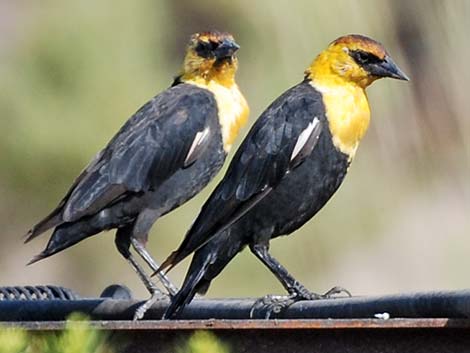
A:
2,290,470,321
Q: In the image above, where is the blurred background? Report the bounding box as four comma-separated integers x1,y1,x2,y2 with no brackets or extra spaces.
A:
1,0,469,299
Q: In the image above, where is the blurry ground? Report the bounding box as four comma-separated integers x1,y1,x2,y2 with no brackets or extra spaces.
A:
0,0,469,299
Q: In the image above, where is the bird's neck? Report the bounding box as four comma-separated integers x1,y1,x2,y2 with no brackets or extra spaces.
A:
307,66,371,160
181,59,238,88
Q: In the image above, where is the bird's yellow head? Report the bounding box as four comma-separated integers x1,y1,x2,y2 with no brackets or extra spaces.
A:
306,34,409,88
179,31,240,87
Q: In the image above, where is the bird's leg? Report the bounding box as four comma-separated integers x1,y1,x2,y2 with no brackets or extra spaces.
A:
115,227,166,320
251,243,316,298
249,243,351,318
126,254,168,321
126,254,163,297
130,209,178,296
121,250,168,320
131,238,178,296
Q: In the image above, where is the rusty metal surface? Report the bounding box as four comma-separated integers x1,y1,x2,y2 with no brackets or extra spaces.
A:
4,320,470,353
3,318,470,330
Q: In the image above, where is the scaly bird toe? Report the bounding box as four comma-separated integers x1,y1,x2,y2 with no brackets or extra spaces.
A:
133,291,169,321
250,294,297,319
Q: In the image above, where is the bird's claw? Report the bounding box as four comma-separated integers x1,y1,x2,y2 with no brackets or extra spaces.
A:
292,284,352,300
249,286,352,319
321,286,352,299
133,291,168,320
250,294,297,319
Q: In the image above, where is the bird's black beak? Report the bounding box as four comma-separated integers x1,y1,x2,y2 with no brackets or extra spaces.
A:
370,55,410,81
215,39,240,60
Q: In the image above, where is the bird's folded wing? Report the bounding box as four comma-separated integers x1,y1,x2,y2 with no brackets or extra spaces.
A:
61,87,217,223
160,85,324,272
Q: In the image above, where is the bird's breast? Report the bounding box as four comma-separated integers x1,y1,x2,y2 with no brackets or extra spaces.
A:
208,82,249,152
311,81,370,160
186,80,249,152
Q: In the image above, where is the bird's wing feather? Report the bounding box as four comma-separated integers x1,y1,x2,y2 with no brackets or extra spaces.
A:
60,84,217,222
23,149,106,243
160,82,324,272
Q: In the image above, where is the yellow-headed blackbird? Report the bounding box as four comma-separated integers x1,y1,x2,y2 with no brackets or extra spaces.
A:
24,31,249,318
161,34,409,318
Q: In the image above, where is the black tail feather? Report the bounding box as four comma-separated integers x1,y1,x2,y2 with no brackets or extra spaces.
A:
163,254,212,319
164,229,245,319
26,251,49,266
27,219,101,265
24,211,63,244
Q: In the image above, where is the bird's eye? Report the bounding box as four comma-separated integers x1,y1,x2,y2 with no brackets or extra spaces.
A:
357,52,369,63
208,41,219,50
195,41,214,58
351,50,381,66
195,40,220,58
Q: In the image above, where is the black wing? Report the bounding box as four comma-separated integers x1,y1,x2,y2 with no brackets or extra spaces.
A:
160,81,324,271
26,84,218,240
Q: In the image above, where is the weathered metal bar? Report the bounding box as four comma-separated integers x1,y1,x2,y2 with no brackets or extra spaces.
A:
1,290,470,321
4,318,470,353
2,318,470,330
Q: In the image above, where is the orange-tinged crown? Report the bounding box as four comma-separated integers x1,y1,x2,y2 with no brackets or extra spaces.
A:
331,34,387,60
191,31,235,45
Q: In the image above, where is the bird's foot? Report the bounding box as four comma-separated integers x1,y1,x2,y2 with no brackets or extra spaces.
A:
250,294,297,319
133,290,168,320
249,285,351,319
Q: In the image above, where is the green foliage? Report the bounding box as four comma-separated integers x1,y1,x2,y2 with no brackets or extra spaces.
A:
0,314,113,353
0,320,229,353
178,331,230,353
0,328,27,353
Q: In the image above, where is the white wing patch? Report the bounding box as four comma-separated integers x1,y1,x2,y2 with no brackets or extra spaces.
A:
184,127,210,167
290,117,321,162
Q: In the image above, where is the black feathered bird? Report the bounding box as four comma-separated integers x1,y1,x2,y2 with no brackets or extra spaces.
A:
160,34,409,318
24,31,249,319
